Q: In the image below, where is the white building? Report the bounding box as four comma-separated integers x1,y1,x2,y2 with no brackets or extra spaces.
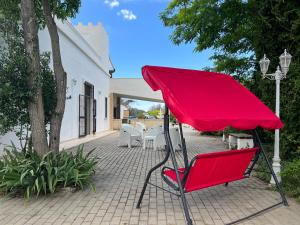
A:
0,20,163,152
41,21,114,141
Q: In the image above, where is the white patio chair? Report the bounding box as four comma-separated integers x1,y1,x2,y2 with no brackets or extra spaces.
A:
118,124,142,148
135,122,146,139
153,131,165,150
169,127,182,151
143,125,163,150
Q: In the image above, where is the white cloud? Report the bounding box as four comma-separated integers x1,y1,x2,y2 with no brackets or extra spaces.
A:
104,0,120,8
118,9,137,20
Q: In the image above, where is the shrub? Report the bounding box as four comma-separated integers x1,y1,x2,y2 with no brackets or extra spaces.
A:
254,143,273,182
254,144,300,202
201,127,245,137
201,131,223,136
0,145,97,198
281,158,300,202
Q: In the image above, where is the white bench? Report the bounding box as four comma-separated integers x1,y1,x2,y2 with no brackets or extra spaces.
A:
228,133,254,149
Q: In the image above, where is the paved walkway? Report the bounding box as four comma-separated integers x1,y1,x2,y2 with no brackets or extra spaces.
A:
59,130,117,150
0,130,300,225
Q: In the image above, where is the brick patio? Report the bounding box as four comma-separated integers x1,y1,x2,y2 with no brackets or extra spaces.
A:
0,130,299,225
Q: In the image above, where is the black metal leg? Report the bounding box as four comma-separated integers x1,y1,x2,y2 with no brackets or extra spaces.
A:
253,130,288,206
136,146,170,208
245,150,261,176
137,105,193,224
166,127,193,225
179,123,189,168
136,105,171,209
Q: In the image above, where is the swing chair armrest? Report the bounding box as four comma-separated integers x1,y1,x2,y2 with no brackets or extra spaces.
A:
162,166,185,174
161,167,182,191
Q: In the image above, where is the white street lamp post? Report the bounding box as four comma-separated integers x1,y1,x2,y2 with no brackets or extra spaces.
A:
259,49,292,184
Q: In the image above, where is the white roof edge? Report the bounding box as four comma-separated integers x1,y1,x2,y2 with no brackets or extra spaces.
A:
55,20,112,78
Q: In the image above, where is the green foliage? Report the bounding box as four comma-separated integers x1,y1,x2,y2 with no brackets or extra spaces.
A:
0,4,56,140
161,0,256,77
272,61,300,160
202,127,241,137
201,131,223,136
147,104,163,119
161,0,299,75
0,25,30,134
136,111,145,119
41,53,57,123
254,143,273,182
0,0,81,26
170,113,177,124
148,109,160,118
281,157,300,202
129,108,145,118
0,144,97,199
161,0,300,161
34,0,81,27
248,144,300,202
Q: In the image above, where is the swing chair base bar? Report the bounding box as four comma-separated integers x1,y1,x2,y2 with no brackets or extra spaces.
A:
226,201,284,225
147,181,181,197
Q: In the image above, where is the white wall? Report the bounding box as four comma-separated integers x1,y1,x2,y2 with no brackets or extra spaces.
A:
0,20,113,152
38,20,112,142
74,22,112,73
0,20,166,153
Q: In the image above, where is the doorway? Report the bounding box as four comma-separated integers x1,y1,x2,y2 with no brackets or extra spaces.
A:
79,82,96,137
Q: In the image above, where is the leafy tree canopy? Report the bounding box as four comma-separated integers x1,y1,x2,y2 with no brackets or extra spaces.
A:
0,15,56,138
161,0,299,77
161,0,300,160
1,0,81,24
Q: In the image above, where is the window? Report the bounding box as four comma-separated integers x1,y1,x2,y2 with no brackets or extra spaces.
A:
105,97,108,118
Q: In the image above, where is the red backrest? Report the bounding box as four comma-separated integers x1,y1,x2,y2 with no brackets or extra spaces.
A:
184,148,258,192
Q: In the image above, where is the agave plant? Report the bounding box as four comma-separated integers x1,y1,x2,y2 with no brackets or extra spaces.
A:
0,144,97,199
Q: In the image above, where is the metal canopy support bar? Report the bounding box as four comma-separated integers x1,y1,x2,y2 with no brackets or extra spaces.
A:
252,130,288,206
136,105,171,209
136,105,193,225
179,123,189,168
227,129,288,225
164,109,193,225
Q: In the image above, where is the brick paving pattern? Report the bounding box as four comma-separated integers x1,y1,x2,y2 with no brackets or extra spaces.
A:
0,129,299,225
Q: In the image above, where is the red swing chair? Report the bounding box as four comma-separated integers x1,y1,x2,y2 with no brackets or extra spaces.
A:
136,66,288,225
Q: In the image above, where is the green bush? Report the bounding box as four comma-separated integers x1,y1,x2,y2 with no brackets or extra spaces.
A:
0,145,97,198
254,144,300,202
201,131,223,136
254,144,273,182
281,158,300,202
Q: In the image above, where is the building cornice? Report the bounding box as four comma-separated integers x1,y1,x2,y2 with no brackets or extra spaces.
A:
56,20,112,78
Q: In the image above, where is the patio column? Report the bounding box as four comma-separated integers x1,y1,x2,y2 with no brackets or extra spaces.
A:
109,93,114,130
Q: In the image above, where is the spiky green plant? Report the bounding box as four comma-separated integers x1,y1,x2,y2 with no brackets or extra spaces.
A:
0,144,97,198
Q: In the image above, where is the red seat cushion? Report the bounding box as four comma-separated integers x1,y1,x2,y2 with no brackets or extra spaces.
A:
163,148,258,193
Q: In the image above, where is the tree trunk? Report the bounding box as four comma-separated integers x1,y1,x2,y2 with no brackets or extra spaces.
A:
42,0,67,154
20,0,49,155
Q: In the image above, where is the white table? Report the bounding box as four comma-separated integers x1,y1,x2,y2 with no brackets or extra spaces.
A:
228,133,254,149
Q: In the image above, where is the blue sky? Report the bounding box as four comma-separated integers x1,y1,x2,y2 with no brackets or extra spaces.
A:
73,0,214,79
73,0,213,111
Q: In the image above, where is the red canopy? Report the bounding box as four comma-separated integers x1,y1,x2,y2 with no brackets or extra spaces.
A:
142,65,283,131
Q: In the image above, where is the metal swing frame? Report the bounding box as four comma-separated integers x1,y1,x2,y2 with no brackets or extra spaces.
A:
136,105,288,225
